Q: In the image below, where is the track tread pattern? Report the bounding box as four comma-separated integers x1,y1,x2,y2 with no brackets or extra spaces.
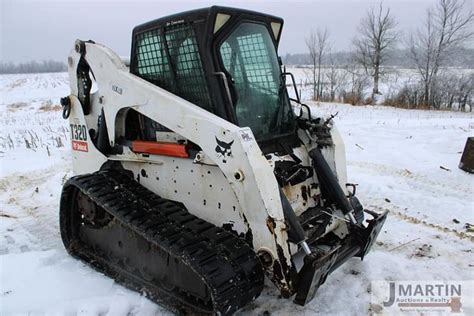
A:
60,169,264,315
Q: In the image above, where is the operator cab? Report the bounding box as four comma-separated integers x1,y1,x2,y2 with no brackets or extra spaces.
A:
129,6,297,151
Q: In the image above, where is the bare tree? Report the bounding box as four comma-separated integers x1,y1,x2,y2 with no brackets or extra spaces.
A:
325,50,347,102
458,73,474,112
353,2,397,102
305,28,330,101
408,0,474,107
343,62,370,105
305,32,318,100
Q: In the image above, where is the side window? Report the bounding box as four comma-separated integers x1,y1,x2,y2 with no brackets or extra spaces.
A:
176,38,200,75
165,26,213,112
134,24,213,112
136,30,174,92
236,32,278,92
219,23,294,139
220,42,244,88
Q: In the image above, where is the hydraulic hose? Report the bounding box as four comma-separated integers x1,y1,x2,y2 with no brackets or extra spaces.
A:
309,148,356,222
279,188,311,254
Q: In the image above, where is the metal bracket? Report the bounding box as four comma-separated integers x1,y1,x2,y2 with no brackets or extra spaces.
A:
294,247,340,306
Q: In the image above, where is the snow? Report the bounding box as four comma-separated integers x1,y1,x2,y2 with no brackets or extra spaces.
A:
1,72,473,315
1,249,162,315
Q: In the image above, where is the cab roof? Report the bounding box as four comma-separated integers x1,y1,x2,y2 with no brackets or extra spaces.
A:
132,6,284,41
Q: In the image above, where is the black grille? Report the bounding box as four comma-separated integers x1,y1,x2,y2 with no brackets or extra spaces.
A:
236,32,278,93
134,23,213,112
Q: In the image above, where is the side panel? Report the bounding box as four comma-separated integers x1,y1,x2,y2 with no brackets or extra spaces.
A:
120,158,249,238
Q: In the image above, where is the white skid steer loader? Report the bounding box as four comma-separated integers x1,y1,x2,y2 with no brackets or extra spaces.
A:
59,6,387,315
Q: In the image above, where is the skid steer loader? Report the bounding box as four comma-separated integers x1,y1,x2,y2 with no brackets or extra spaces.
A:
59,6,387,314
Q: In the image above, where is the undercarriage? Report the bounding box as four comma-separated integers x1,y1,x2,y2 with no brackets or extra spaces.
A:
60,168,264,315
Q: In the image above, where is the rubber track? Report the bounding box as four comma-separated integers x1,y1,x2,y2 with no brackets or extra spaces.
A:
61,169,264,315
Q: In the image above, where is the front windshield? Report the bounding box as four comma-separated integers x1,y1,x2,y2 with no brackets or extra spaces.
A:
219,22,295,140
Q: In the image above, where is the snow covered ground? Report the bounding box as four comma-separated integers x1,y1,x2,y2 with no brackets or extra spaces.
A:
1,73,473,315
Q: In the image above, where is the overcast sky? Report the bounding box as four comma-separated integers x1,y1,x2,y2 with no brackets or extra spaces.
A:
1,0,467,63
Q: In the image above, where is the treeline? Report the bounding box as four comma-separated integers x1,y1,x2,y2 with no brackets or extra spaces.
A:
0,60,67,74
297,0,474,111
282,48,474,69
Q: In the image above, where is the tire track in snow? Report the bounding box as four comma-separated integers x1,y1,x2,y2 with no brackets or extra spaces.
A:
351,160,473,239
369,204,474,242
350,160,472,196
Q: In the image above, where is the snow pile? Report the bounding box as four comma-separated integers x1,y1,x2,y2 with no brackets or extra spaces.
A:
1,73,473,315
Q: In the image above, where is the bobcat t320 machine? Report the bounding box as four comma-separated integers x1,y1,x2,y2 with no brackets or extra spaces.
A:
59,6,387,314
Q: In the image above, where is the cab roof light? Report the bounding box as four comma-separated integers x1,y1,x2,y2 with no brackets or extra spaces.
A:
271,22,282,40
214,13,231,34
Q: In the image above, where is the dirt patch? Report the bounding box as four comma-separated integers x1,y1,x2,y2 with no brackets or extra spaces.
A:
412,243,435,259
38,100,62,112
0,212,18,219
7,102,29,111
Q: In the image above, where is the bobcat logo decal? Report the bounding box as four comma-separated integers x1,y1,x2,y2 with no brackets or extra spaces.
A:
215,137,234,163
